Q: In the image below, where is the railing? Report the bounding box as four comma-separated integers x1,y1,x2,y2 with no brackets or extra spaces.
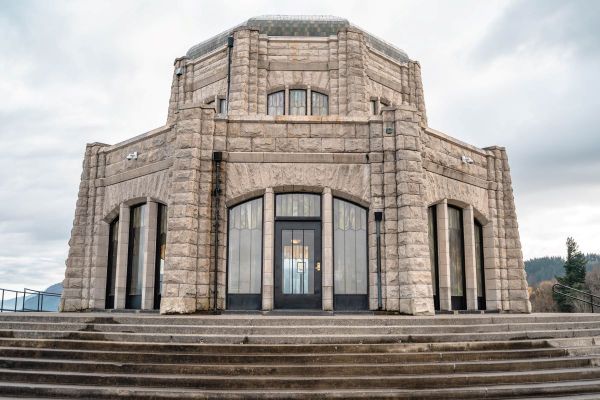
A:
0,287,61,312
552,283,600,313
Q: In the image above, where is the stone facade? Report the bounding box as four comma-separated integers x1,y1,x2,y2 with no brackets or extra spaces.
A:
61,16,530,315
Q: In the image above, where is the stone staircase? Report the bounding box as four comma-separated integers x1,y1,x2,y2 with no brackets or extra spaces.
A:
1,313,600,399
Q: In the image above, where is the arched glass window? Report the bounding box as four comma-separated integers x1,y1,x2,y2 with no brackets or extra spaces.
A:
289,89,307,115
333,199,368,310
268,91,285,115
276,193,320,217
227,198,263,309
428,206,439,310
448,206,466,310
105,218,119,309
154,204,167,309
126,204,147,309
475,220,486,310
311,91,329,116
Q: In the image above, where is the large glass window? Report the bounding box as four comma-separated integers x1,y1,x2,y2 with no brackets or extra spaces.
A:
333,199,367,295
289,89,307,115
428,206,439,310
268,91,285,116
475,220,486,310
448,206,466,309
105,218,119,309
311,91,329,116
126,204,147,309
228,198,263,295
276,193,320,217
154,204,167,309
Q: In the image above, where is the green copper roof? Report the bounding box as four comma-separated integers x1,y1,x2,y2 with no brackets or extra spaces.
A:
185,15,409,63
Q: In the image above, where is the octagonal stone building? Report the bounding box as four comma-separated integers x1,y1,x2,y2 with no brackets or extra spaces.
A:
60,15,531,315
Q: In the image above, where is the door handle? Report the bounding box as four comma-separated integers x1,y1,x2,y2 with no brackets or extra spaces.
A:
315,262,321,272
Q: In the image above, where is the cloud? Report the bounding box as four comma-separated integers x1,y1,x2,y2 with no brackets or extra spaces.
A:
0,0,598,291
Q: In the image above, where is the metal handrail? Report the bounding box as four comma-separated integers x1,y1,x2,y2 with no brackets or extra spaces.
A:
552,283,600,313
0,287,61,312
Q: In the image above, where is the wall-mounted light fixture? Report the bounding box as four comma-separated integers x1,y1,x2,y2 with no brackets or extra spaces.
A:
126,151,138,160
461,155,474,164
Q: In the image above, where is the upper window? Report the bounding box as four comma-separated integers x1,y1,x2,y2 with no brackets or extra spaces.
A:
219,98,227,114
268,91,285,116
289,89,307,115
276,193,320,218
311,91,329,116
370,100,378,115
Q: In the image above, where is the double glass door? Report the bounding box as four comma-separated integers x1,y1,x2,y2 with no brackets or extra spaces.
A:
274,221,322,309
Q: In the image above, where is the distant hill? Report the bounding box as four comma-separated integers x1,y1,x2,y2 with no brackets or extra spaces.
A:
526,254,600,287
1,283,63,312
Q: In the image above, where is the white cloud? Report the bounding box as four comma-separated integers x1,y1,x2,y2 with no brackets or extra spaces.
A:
0,0,598,291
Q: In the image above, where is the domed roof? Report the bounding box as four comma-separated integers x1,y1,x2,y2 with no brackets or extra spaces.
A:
185,15,409,63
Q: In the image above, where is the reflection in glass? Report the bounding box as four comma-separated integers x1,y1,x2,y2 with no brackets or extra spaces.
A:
289,89,306,115
282,229,314,294
268,91,285,115
128,204,147,298
228,198,263,294
333,199,367,295
475,221,485,297
311,92,328,116
106,218,119,308
448,206,464,297
275,193,320,217
428,207,437,297
155,204,167,302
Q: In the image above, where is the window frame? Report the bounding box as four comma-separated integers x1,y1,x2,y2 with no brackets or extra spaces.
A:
267,90,286,116
311,90,329,116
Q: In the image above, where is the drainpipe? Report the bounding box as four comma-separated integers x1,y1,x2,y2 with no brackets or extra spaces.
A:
226,36,234,114
212,151,223,314
375,211,383,310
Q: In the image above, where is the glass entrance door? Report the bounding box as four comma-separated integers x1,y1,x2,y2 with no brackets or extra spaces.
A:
274,221,322,309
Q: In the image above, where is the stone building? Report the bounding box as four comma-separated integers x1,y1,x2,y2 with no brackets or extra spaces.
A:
60,15,530,315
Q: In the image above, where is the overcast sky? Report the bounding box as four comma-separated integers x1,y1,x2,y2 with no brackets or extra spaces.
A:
0,0,599,291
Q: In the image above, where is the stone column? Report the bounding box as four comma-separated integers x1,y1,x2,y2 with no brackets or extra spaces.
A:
114,203,130,309
262,188,274,310
394,106,434,315
284,85,290,115
436,201,451,311
463,205,478,310
483,221,501,311
141,201,158,310
322,188,334,311
307,86,312,116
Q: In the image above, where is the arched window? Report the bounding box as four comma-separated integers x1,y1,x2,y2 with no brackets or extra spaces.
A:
428,206,440,310
227,198,263,310
268,91,285,115
289,89,307,115
154,204,167,309
126,204,147,309
333,199,368,310
105,218,119,309
448,206,466,310
475,220,486,310
311,91,329,116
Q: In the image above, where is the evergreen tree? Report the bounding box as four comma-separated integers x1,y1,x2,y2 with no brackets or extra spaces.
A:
554,237,588,312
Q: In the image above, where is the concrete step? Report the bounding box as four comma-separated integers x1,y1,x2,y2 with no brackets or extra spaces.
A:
2,367,600,390
0,355,593,376
3,327,600,344
4,320,600,335
0,346,570,365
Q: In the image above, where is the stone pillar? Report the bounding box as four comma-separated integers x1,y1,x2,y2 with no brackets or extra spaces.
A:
262,188,274,310
114,203,130,309
436,201,451,311
368,118,385,310
284,85,290,116
228,29,251,116
395,106,433,315
141,201,158,310
307,86,312,116
463,205,478,310
322,188,334,311
483,221,501,311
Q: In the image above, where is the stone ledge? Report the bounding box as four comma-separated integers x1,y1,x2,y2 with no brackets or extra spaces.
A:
423,159,488,189
100,125,173,153
225,115,370,124
425,127,489,157
98,159,173,187
267,61,331,71
227,152,368,164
